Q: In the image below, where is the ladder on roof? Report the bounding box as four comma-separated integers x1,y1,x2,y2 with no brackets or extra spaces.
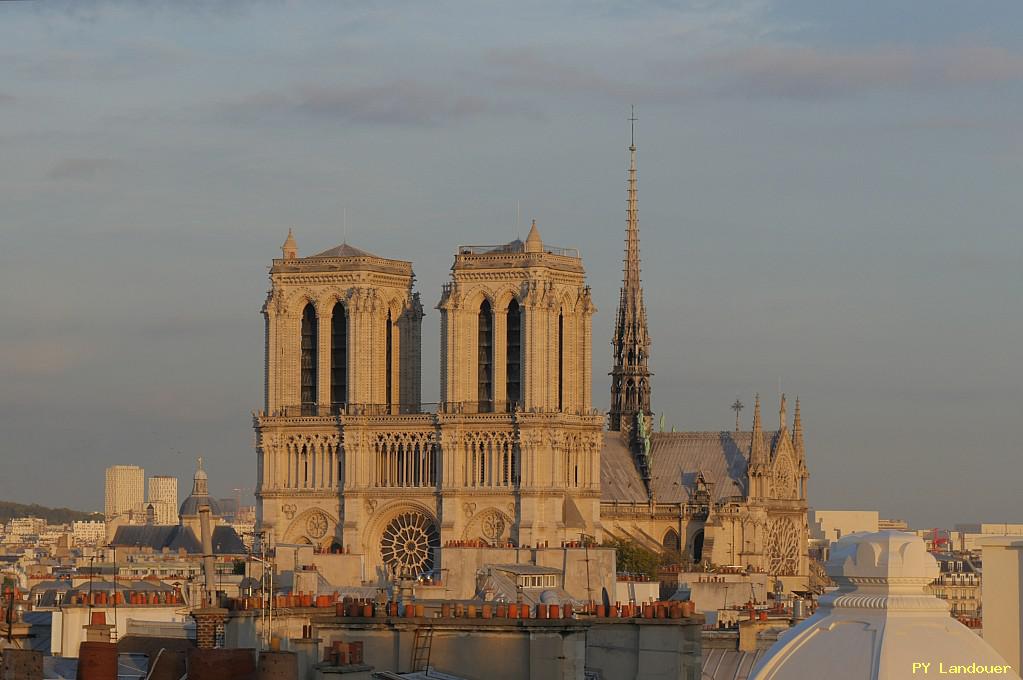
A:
411,624,434,673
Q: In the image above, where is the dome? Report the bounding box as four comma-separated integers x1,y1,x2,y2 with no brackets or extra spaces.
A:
179,456,219,518
750,531,1019,680
179,495,222,518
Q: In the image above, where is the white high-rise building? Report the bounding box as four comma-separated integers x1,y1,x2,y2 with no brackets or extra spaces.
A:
104,465,144,520
147,475,179,525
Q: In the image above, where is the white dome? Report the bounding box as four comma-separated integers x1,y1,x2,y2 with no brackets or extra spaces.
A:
750,531,1019,680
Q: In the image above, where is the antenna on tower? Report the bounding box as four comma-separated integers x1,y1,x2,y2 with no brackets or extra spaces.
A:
629,105,637,148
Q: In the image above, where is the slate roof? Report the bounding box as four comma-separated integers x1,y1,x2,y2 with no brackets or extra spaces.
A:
110,524,246,555
602,430,782,504
312,242,379,258
179,495,222,517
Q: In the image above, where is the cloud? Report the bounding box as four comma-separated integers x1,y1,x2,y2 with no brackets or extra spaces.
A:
0,340,90,379
46,157,121,181
221,80,500,127
942,46,1023,83
696,44,1023,99
484,50,637,98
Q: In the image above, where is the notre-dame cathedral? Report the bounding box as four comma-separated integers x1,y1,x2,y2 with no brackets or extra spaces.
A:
254,134,809,590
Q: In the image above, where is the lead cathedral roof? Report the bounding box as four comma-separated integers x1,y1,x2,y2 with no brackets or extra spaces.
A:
601,430,783,504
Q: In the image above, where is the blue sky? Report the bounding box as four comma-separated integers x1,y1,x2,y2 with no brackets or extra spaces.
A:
1,1,1021,527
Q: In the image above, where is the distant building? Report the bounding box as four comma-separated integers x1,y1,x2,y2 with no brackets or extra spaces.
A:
928,552,981,620
808,510,879,560
7,517,46,537
111,459,245,556
104,465,145,520
147,475,179,525
878,518,909,531
71,520,105,546
810,510,878,543
956,523,1023,552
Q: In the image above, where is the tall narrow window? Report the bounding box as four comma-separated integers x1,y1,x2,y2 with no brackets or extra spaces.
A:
478,300,493,411
557,312,564,411
301,304,318,410
386,311,393,409
506,300,521,408
330,303,347,407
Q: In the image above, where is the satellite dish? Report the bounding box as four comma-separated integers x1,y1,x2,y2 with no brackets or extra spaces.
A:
540,590,560,604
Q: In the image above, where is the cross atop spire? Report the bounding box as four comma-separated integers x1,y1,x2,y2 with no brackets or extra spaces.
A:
609,108,652,432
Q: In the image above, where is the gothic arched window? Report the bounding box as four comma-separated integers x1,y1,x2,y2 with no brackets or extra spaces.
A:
692,530,705,563
330,303,347,407
506,299,521,407
558,311,564,411
663,528,680,553
478,300,493,411
301,303,318,410
385,310,393,408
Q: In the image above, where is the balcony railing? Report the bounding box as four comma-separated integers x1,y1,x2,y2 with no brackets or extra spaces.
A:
267,401,523,418
457,244,580,258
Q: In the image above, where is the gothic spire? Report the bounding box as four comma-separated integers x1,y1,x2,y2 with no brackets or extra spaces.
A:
609,107,653,432
282,228,298,260
524,219,543,253
778,392,788,433
792,396,805,458
750,393,767,467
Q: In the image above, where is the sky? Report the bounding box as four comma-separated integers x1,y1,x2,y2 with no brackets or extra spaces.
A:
1,1,1021,528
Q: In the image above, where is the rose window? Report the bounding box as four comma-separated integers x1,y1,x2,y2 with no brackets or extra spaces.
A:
380,511,439,575
306,512,329,539
480,511,506,541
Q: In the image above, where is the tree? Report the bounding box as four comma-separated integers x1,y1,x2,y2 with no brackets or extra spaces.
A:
601,539,675,576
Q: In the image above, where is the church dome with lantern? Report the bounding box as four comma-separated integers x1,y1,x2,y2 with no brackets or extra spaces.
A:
750,531,1019,680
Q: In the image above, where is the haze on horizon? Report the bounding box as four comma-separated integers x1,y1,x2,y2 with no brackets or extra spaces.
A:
1,1,1021,528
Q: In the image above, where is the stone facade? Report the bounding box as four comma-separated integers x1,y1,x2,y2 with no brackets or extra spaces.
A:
255,135,810,591
255,228,604,579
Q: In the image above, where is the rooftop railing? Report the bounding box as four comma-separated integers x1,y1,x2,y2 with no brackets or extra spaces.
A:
266,401,525,418
457,244,580,258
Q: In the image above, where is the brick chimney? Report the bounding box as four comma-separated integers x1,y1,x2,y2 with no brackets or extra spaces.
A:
190,607,228,649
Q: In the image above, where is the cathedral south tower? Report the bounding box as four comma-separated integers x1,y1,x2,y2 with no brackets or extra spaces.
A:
437,222,604,547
